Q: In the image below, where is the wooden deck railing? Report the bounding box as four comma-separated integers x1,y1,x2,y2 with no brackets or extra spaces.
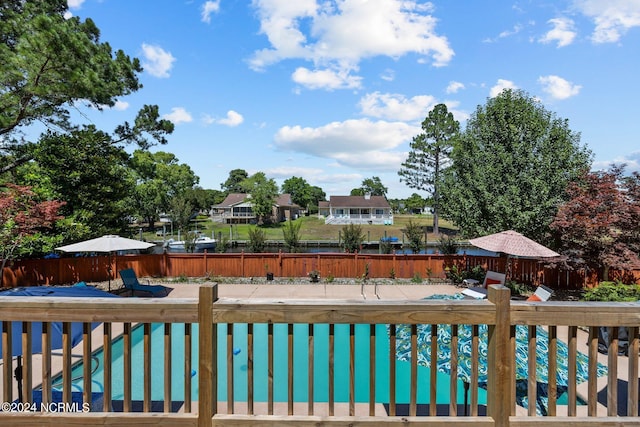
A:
1,284,640,426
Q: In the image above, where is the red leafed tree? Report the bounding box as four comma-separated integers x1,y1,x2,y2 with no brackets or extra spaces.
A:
550,166,640,282
0,184,65,286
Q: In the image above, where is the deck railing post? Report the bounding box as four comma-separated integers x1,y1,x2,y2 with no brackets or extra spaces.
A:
198,284,218,427
487,285,511,427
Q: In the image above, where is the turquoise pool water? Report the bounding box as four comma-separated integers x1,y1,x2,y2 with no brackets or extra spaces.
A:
61,322,487,405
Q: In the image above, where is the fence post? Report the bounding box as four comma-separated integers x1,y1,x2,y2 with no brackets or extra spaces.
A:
198,284,218,427
487,285,511,427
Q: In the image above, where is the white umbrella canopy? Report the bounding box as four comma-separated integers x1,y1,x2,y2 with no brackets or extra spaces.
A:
56,235,154,253
469,230,560,258
56,235,155,291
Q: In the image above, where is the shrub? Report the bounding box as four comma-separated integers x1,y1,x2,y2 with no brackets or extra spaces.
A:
582,281,640,302
247,226,267,253
282,219,302,253
341,223,365,253
411,272,422,283
402,220,424,254
437,235,459,255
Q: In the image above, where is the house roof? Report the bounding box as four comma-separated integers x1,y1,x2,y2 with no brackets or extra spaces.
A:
215,193,299,208
328,195,390,208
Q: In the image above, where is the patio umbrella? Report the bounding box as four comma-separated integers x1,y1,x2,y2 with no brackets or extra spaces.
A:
393,294,608,415
0,284,119,402
469,230,559,258
56,235,155,290
469,230,559,281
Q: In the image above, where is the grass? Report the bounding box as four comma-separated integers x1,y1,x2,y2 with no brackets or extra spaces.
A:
146,214,458,242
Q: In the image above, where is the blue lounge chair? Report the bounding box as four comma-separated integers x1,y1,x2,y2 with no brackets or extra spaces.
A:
118,268,169,297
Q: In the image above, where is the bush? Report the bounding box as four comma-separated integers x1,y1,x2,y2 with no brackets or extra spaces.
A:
247,226,267,253
437,235,459,255
445,264,485,284
402,220,424,254
341,224,365,253
582,281,640,302
282,220,302,253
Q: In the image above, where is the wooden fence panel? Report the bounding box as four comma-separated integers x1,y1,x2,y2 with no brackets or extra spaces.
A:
3,252,640,289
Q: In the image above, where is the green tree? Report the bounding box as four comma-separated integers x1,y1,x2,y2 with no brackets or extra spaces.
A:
130,151,199,228
241,172,278,224
221,169,248,194
0,0,172,173
247,226,267,253
351,176,388,197
184,187,225,212
281,176,310,207
168,194,195,234
405,193,426,214
399,104,459,235
440,89,592,243
341,224,365,253
282,219,302,253
402,219,425,254
26,126,134,235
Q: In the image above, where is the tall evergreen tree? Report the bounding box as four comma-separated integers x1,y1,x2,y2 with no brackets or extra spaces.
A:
399,104,459,234
440,89,592,243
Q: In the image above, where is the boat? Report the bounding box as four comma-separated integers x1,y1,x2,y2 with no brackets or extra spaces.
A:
165,236,217,253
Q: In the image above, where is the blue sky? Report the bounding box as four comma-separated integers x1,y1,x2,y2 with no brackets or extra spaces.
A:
66,0,640,199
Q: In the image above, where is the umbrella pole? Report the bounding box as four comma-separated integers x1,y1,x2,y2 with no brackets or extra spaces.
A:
15,355,23,403
463,380,469,416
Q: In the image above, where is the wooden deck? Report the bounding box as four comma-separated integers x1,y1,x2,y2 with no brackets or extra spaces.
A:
1,283,640,426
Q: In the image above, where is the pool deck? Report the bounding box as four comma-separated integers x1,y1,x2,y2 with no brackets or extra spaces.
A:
165,281,460,300
4,281,628,418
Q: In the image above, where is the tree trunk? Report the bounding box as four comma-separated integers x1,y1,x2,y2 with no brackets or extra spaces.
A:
603,265,610,282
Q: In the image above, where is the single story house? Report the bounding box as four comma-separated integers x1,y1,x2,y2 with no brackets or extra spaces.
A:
213,193,300,224
318,194,393,225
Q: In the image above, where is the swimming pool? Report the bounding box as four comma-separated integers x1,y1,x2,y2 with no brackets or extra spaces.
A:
61,322,487,406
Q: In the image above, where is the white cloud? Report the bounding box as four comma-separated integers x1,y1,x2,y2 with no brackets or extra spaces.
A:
380,69,395,82
483,23,526,43
538,75,581,100
593,152,640,172
112,100,129,111
249,0,453,88
163,107,193,124
358,92,436,121
574,0,640,43
539,17,577,47
264,166,325,179
446,81,465,94
218,110,244,127
67,0,85,8
141,43,176,78
274,118,417,171
201,1,221,23
203,110,245,126
489,79,517,97
292,67,362,90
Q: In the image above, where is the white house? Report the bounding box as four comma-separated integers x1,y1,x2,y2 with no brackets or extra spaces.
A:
318,195,393,225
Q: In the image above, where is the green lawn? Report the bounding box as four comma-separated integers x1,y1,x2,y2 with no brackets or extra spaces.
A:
147,214,458,242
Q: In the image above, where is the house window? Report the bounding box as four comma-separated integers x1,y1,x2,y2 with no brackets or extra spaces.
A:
335,209,344,215
375,209,384,215
361,209,370,215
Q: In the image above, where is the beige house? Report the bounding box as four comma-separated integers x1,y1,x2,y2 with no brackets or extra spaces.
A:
213,193,300,224
318,195,393,225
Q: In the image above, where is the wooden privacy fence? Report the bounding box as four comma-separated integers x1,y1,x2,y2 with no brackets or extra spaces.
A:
2,284,640,426
3,252,638,290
